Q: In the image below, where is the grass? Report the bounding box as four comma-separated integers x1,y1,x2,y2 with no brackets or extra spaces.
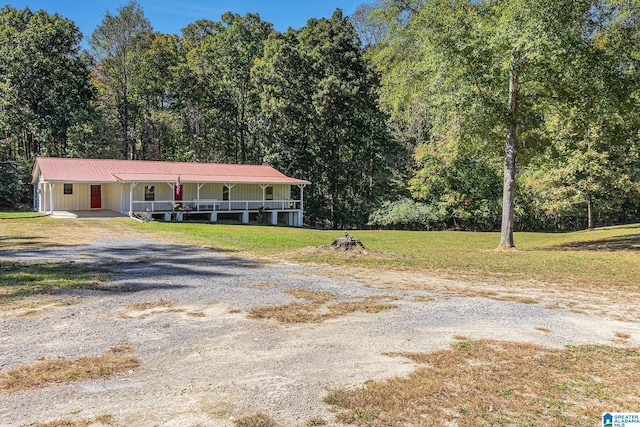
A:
129,299,174,311
0,211,47,219
2,214,639,316
0,341,139,394
248,288,398,324
119,300,217,319
233,413,279,427
2,214,638,286
232,413,327,427
32,414,117,427
324,339,640,426
0,261,109,303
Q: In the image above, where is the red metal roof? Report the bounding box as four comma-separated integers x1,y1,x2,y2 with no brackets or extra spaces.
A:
32,158,310,185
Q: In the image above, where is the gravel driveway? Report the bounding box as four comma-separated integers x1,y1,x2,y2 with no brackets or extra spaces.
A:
1,238,637,426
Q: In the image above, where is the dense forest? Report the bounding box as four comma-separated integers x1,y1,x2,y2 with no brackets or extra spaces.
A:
1,0,639,233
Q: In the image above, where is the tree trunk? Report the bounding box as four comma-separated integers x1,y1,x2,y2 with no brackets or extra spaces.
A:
587,194,593,230
498,53,519,250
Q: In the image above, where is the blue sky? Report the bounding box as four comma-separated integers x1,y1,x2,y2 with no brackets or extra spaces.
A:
6,1,364,43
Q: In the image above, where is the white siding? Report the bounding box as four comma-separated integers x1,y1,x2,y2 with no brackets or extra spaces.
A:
54,183,91,210
103,184,123,212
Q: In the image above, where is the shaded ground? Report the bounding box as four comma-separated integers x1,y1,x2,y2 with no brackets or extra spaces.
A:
1,238,639,426
554,234,640,251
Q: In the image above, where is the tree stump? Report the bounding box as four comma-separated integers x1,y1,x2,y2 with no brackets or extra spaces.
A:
330,236,366,252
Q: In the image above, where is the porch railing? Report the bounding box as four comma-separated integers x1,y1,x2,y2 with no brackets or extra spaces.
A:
131,199,301,212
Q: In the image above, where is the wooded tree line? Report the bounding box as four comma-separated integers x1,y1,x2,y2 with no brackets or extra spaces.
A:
1,1,639,233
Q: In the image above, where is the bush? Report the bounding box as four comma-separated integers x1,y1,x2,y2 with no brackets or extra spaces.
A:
367,199,448,230
0,159,32,210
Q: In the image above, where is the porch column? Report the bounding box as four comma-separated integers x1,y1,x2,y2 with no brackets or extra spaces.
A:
36,183,41,213
259,184,268,207
128,182,138,217
225,183,235,211
38,182,47,213
49,182,55,215
296,184,306,227
270,211,278,226
197,183,205,211
41,183,46,213
242,211,249,224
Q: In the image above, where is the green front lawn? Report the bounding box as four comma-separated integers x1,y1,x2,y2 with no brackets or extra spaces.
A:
2,212,638,288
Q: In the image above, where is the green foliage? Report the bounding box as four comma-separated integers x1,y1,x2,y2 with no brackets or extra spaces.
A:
90,1,153,159
253,9,407,228
408,137,503,230
370,0,640,234
0,159,32,209
2,1,639,231
0,5,94,159
367,198,448,230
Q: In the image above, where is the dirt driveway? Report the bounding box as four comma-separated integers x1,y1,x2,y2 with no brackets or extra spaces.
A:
1,238,638,426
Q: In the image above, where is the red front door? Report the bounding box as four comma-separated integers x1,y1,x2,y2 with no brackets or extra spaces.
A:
90,185,101,209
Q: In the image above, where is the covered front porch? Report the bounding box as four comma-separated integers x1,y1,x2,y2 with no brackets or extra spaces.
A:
127,181,306,227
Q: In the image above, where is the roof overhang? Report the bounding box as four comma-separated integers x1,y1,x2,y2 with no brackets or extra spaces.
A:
112,173,310,185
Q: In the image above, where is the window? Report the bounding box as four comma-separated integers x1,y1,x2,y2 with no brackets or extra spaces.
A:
145,185,155,201
265,186,273,200
64,184,73,195
222,186,229,201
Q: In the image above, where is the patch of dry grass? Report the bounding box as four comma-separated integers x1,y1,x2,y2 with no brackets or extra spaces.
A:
535,326,552,333
120,301,220,319
325,340,640,426
186,311,206,318
332,267,640,322
0,217,145,251
246,281,281,288
233,413,279,427
0,341,139,394
305,418,328,426
327,296,398,317
33,414,117,427
1,298,78,317
129,299,174,311
248,289,397,324
284,288,335,303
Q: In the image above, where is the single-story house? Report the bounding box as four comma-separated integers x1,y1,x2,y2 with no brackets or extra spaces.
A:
31,157,310,226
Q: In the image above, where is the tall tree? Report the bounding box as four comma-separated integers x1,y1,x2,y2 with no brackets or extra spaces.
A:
254,10,404,227
206,13,274,164
520,0,640,229
373,0,624,244
137,32,180,160
0,6,93,159
349,2,387,49
172,14,272,164
90,1,152,159
173,19,220,161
